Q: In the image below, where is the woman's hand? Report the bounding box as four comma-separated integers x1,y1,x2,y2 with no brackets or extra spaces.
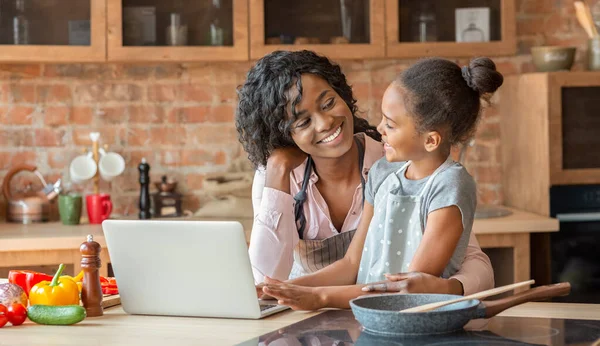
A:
264,147,307,194
267,147,307,172
361,272,464,295
262,277,326,311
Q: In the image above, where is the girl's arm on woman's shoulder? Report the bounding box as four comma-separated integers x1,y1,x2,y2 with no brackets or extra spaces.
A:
449,232,495,295
248,168,299,283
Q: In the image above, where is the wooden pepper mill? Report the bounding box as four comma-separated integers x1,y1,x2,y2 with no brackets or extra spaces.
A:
138,157,151,219
80,234,103,317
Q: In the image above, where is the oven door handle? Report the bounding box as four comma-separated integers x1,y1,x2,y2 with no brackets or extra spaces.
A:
555,212,600,222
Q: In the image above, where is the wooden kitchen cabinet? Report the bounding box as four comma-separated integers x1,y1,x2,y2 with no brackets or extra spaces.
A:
499,72,600,216
0,0,520,63
0,0,106,62
385,0,516,58
106,0,248,61
249,0,385,60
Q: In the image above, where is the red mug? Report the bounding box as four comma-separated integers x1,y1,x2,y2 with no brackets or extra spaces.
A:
86,194,113,224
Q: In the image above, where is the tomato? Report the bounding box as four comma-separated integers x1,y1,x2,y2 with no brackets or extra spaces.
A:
0,304,8,328
101,286,119,295
7,304,27,326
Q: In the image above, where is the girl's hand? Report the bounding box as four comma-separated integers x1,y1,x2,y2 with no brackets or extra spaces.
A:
267,147,307,172
361,272,463,295
262,277,326,311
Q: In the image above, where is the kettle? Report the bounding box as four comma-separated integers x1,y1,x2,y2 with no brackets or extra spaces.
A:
2,164,62,223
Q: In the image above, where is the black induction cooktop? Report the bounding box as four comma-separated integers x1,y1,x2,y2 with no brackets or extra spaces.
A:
237,310,600,346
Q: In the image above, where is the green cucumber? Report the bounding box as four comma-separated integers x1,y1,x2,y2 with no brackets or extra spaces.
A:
27,305,86,325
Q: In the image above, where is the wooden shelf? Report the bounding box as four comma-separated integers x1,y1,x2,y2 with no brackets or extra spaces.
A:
385,0,516,58
0,0,106,63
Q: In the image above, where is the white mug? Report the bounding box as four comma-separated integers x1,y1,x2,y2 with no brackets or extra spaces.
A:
70,152,97,183
98,149,125,181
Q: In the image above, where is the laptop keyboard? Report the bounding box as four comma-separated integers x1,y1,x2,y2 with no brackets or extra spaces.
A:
260,304,278,311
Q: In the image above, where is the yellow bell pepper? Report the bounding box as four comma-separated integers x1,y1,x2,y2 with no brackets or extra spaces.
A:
73,270,84,282
61,270,84,292
29,264,80,306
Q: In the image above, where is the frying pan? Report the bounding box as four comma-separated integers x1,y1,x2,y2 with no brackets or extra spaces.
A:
349,282,571,336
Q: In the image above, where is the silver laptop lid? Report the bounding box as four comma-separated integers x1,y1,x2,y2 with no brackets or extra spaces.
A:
102,220,262,319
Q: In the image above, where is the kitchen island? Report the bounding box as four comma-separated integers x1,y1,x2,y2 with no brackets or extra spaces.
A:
0,301,598,346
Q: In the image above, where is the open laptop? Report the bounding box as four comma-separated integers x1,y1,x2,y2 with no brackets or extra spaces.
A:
102,219,289,319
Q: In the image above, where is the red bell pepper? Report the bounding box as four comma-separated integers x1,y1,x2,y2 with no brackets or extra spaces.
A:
8,270,33,294
8,270,53,297
25,272,54,294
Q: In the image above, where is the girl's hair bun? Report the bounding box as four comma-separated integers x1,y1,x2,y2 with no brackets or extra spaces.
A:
461,57,504,95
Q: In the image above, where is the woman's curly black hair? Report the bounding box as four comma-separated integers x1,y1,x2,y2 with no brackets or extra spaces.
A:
236,50,381,168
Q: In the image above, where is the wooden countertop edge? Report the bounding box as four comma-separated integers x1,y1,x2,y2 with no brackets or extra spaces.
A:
471,207,559,234
498,302,600,320
100,301,600,321
0,276,598,322
0,206,559,251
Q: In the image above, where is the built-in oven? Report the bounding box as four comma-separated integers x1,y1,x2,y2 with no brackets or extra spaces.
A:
550,184,600,303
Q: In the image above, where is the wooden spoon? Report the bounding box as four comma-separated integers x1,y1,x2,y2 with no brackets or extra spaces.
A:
575,1,599,38
582,0,600,37
400,279,535,313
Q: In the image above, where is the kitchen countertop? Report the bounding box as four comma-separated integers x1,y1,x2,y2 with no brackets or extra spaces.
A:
0,300,598,346
1,278,597,345
0,206,557,252
0,217,254,251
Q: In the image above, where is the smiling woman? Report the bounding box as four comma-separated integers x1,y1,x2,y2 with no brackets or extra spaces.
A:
287,74,355,157
235,50,495,300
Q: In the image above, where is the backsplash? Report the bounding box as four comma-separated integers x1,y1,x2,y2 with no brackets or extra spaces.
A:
0,0,591,219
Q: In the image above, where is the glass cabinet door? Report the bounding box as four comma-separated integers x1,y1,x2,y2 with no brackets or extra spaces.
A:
121,0,233,47
107,0,248,61
561,86,600,170
385,0,515,58
250,0,385,60
0,0,105,62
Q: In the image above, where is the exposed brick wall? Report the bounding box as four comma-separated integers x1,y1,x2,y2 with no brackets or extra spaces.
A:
0,0,592,219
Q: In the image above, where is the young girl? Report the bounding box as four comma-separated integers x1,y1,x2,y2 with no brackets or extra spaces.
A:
261,57,504,310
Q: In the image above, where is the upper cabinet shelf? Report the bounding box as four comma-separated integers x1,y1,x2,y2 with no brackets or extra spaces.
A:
106,0,248,61
385,0,516,58
0,0,516,62
0,0,106,62
249,0,385,60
